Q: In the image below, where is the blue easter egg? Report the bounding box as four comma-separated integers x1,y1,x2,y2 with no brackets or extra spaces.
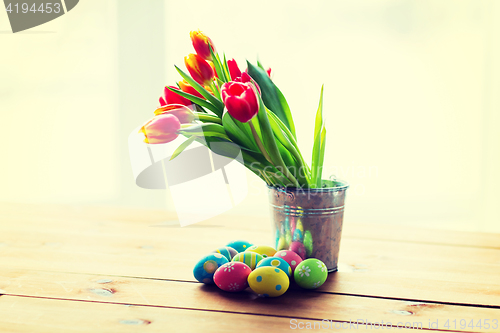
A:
193,253,229,284
293,228,303,242
256,257,292,277
226,240,253,253
212,246,238,261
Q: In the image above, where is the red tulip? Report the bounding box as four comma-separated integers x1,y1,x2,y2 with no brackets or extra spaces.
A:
178,80,204,99
221,81,259,123
139,114,181,144
266,67,272,78
184,53,215,86
235,72,261,94
153,104,195,123
227,59,241,80
159,86,191,106
190,30,216,61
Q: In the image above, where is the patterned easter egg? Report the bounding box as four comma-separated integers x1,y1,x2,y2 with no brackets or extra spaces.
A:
248,266,289,297
257,257,292,277
274,250,303,273
226,240,253,253
289,241,306,260
212,246,238,261
245,245,276,258
303,230,313,257
232,252,264,269
294,258,328,289
276,237,287,251
296,218,304,232
193,253,229,284
293,229,303,242
213,262,251,292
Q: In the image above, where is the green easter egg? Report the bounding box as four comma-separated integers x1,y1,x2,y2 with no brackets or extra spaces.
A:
303,230,313,257
294,258,328,289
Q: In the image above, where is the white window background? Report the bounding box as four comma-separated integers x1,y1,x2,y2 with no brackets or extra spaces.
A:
0,0,498,233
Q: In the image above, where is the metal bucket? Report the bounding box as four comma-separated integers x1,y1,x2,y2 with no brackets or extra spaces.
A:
267,179,349,272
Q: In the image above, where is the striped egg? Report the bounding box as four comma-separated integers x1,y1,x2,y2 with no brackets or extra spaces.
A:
212,246,238,261
232,251,264,270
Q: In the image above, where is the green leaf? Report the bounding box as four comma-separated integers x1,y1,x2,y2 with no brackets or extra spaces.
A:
255,94,299,187
247,61,296,137
222,112,260,153
170,136,196,160
311,85,325,187
179,123,227,136
209,45,228,82
174,65,224,116
222,53,231,80
167,87,221,116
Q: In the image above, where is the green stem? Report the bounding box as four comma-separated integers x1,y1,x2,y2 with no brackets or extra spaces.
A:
195,113,222,124
249,121,273,164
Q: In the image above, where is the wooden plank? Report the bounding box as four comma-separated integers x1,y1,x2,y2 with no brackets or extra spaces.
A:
1,295,423,333
1,222,500,307
0,269,499,332
1,202,499,249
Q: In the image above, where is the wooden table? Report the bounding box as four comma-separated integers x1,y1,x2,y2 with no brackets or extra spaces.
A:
0,203,499,332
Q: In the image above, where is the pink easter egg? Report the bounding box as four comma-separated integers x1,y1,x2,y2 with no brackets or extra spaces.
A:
213,262,251,292
289,241,307,260
274,250,303,272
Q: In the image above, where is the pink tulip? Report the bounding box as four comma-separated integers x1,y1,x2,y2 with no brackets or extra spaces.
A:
153,104,195,123
221,81,259,123
139,114,181,144
227,59,242,80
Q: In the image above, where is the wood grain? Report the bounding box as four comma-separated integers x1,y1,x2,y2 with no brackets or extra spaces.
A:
0,269,499,332
1,295,423,333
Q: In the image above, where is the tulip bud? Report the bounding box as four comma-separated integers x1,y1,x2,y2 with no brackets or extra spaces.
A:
184,53,215,86
178,80,204,99
153,104,195,123
139,114,181,144
266,67,272,78
159,86,191,106
221,81,259,123
190,30,216,61
227,59,241,80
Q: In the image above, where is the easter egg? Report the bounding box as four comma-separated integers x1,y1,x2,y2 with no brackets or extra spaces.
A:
226,240,253,253
296,218,304,232
232,252,264,269
257,257,292,277
294,258,328,289
293,229,303,242
212,246,238,261
289,241,306,260
276,237,287,251
274,250,303,273
193,253,229,284
303,230,313,257
248,266,289,297
213,262,251,292
245,245,276,258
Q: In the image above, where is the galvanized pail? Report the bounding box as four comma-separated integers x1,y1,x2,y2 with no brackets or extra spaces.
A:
267,179,348,272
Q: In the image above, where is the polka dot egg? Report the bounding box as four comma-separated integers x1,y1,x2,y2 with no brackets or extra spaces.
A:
213,262,251,292
248,266,289,297
256,257,292,277
232,251,264,270
274,250,303,273
245,245,276,258
226,240,253,253
193,253,229,284
294,258,328,289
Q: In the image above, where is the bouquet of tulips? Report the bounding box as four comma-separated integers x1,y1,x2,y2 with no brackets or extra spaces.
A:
139,30,327,188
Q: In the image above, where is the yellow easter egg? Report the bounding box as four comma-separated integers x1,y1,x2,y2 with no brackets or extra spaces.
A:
248,266,289,297
245,245,276,258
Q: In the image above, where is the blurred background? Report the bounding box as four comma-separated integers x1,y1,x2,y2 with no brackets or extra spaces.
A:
1,0,499,232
